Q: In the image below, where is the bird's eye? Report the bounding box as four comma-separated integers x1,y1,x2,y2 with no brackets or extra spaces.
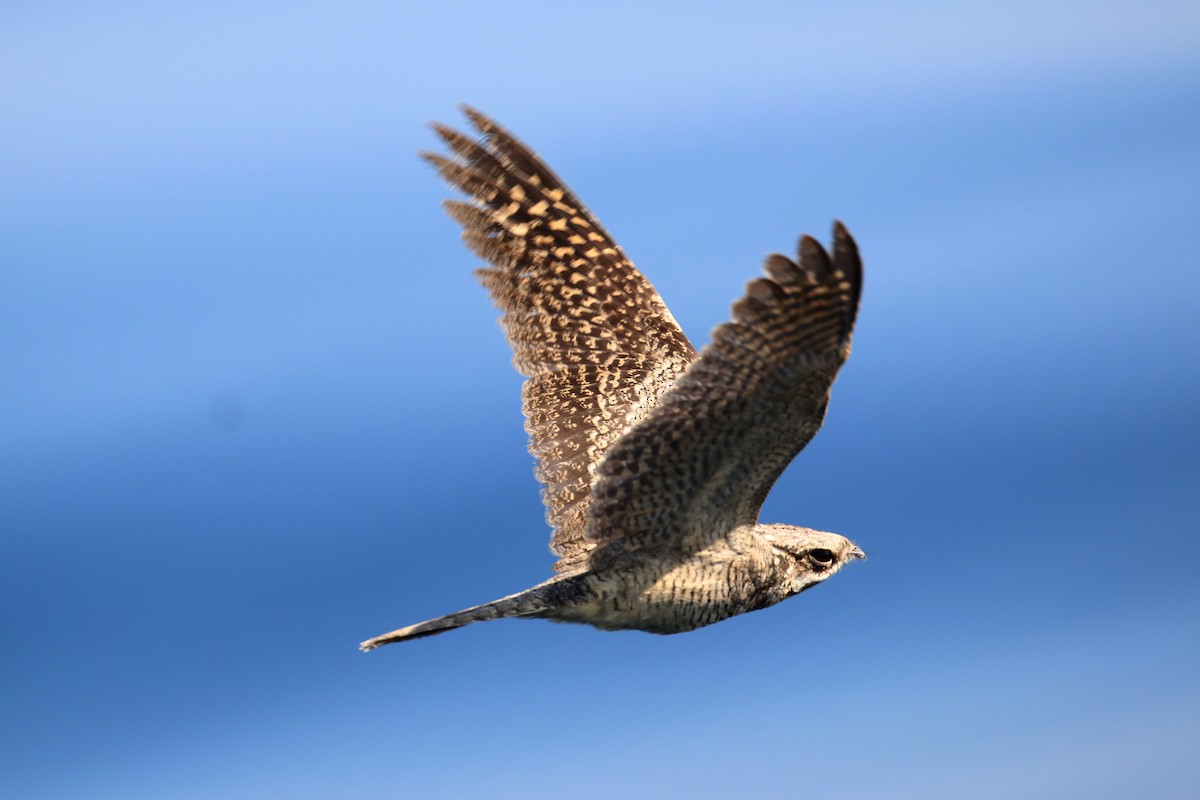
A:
810,548,835,565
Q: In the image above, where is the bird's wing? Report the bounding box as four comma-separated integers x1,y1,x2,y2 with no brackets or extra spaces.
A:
428,107,698,573
586,224,861,562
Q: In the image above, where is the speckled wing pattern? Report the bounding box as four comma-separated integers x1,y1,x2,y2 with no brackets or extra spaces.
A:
586,226,862,563
427,107,698,573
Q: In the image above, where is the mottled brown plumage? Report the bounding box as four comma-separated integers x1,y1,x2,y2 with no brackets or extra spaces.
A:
360,108,864,650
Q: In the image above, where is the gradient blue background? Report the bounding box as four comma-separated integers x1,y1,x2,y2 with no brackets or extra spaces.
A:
3,2,1198,798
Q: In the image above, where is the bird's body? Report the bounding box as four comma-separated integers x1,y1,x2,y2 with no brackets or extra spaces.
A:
366,524,858,644
361,108,864,651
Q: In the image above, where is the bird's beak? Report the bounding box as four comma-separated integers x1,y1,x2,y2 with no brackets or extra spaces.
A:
849,546,866,561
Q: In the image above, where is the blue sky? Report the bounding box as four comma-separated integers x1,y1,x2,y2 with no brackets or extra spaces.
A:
3,2,1198,798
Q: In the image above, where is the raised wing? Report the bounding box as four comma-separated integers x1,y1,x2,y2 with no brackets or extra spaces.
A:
427,107,698,573
586,224,861,563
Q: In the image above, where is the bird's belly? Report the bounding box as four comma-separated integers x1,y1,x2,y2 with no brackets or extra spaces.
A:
552,555,780,634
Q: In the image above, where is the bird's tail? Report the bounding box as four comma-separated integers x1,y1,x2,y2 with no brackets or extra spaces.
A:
359,584,552,651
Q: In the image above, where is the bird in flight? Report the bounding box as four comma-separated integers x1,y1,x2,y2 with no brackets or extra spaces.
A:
361,107,863,650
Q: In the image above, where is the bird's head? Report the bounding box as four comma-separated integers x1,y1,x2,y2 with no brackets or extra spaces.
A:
758,524,865,595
